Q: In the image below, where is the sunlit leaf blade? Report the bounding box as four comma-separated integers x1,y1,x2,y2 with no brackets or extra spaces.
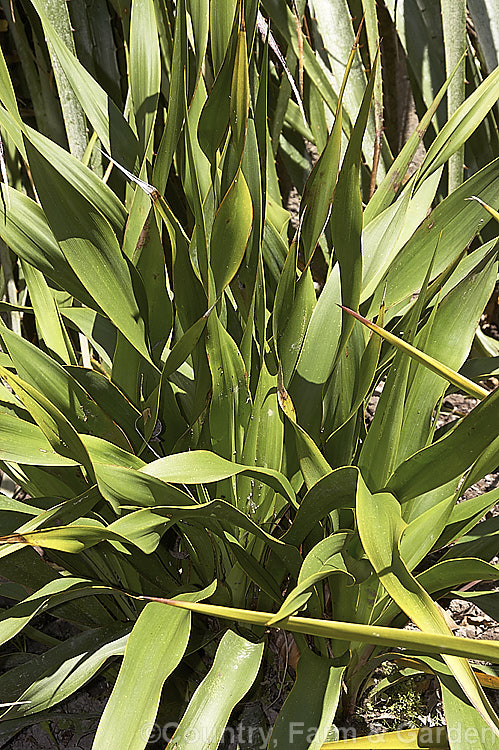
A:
439,662,499,750
92,601,191,750
142,450,295,506
356,480,499,734
0,578,108,647
129,0,160,155
416,558,499,599
20,260,75,366
340,306,489,400
322,727,450,748
283,467,358,547
24,140,153,364
301,0,377,162
0,366,92,474
295,250,341,385
210,0,236,75
0,523,133,554
386,386,499,503
275,259,317,387
399,246,496,466
0,185,98,310
399,656,499,750
381,158,499,310
107,499,301,572
0,107,127,236
0,623,130,719
267,533,350,625
261,0,340,120
0,414,79,467
152,0,187,192
468,195,499,223
230,24,249,157
0,324,130,449
418,65,499,183
198,8,238,162
277,374,332,488
1,1,498,744
142,597,499,663
167,630,263,749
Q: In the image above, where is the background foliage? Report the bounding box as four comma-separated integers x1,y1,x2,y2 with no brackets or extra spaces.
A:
0,0,498,747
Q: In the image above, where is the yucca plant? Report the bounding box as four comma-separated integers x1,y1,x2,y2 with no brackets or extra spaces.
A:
0,0,498,748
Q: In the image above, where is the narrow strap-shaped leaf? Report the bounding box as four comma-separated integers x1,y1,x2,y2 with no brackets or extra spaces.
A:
357,480,499,735
230,18,250,159
205,314,251,478
28,0,138,167
183,90,210,290
0,185,98,311
239,358,283,523
209,169,253,301
20,260,75,366
142,449,296,506
188,0,209,85
283,467,358,547
152,0,187,193
0,413,79,467
396,247,497,464
401,656,499,750
0,522,136,555
298,35,357,264
0,623,130,719
198,8,238,163
381,157,499,310
277,373,332,489
295,261,342,385
129,0,160,155
269,649,347,750
469,195,499,224
275,258,317,387
326,303,384,445
167,629,263,749
267,533,351,625
341,306,488,400
108,499,301,574
0,577,108,647
92,462,192,514
139,596,499,663
24,139,154,365
386,386,499,503
0,109,127,237
261,0,341,122
92,583,216,750
364,57,459,221
0,365,92,475
0,323,130,449
331,54,378,362
418,65,499,184
322,727,450,748
210,0,237,74
376,558,499,628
